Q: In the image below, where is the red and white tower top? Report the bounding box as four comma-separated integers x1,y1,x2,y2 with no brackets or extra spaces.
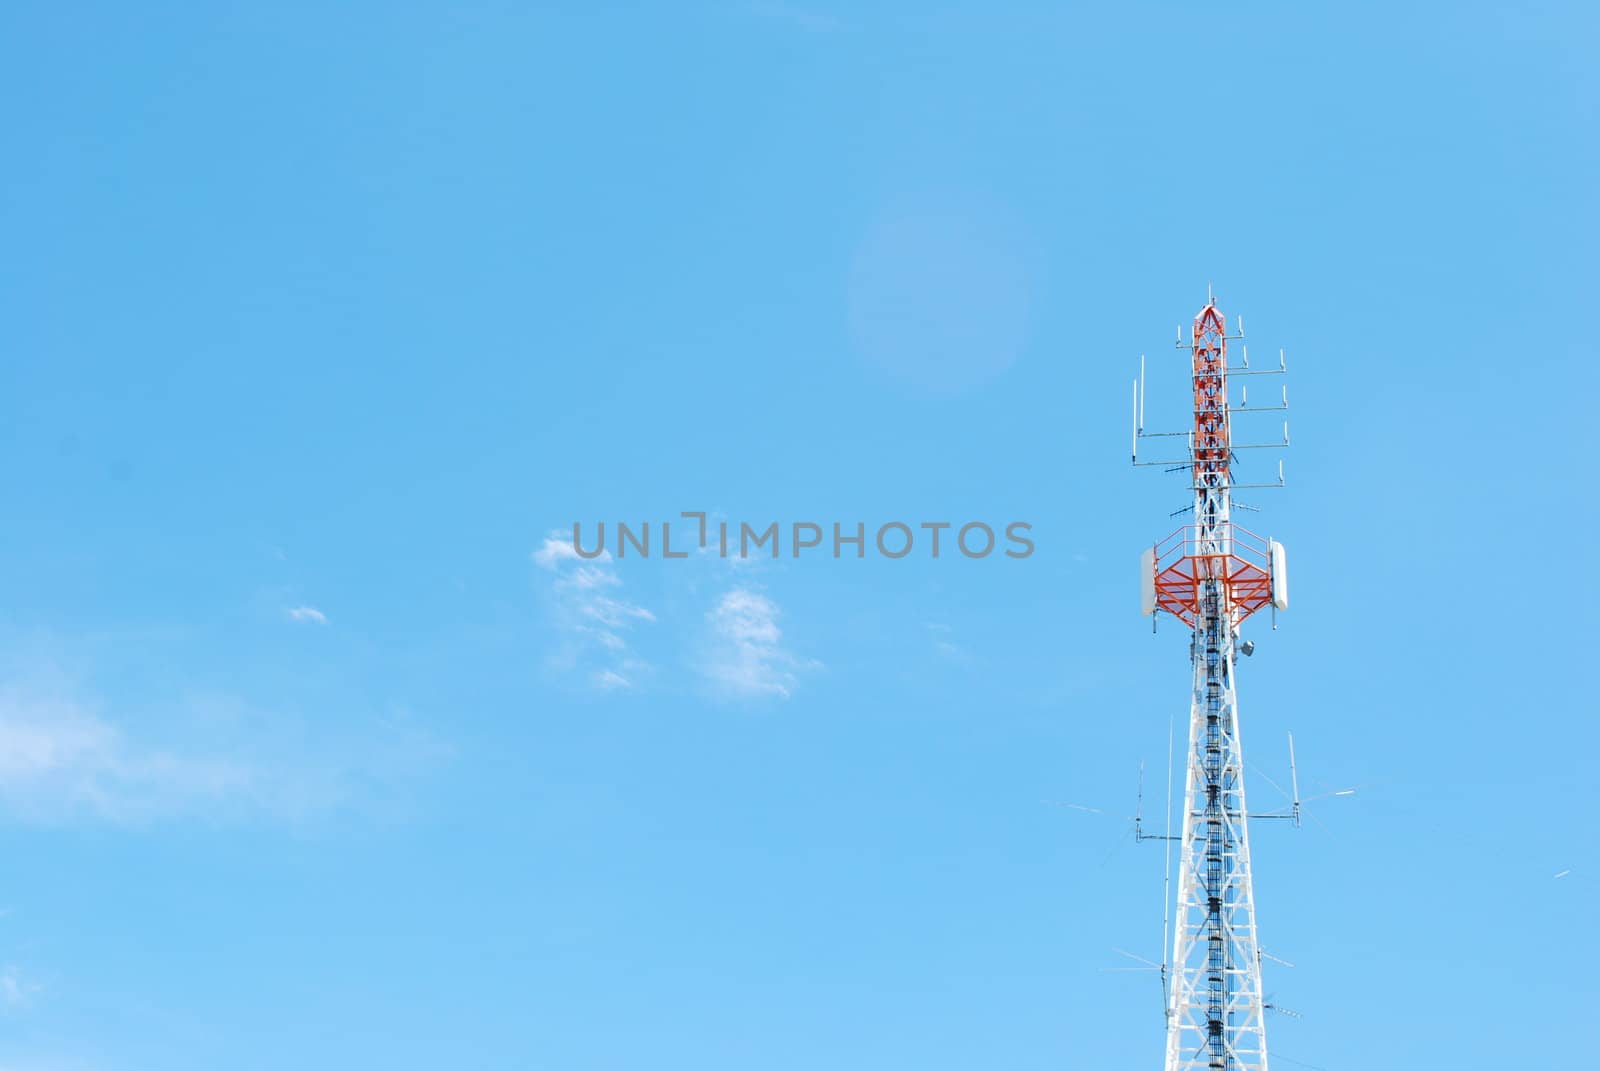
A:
1135,297,1289,629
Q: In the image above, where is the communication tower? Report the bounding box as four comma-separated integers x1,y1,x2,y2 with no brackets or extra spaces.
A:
1131,293,1290,1071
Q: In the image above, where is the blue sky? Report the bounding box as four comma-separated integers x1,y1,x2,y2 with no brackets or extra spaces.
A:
0,2,1595,1067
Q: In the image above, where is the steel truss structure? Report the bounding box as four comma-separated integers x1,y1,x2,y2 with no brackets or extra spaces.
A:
1133,298,1289,1071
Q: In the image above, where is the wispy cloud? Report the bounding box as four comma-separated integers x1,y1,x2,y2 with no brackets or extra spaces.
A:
0,688,252,823
534,532,654,690
285,605,327,625
702,588,815,700
0,966,40,1009
592,668,633,691
532,535,600,569
926,622,971,665
0,673,448,827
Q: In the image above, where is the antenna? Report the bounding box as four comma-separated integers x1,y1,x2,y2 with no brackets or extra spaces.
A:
1288,731,1301,829
1134,759,1144,838
1302,787,1359,803
1160,708,1175,1021
1264,997,1304,1021
1112,947,1163,970
1246,733,1346,829
1132,378,1140,462
1134,756,1179,845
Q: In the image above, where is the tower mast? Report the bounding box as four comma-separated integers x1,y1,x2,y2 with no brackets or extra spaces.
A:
1133,297,1290,1071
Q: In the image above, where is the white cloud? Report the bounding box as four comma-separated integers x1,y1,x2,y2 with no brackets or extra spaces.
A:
568,566,619,590
0,688,253,823
285,606,327,625
0,966,39,1008
534,530,653,691
577,595,655,629
926,622,971,665
593,669,633,691
702,588,815,699
0,673,449,827
533,534,610,570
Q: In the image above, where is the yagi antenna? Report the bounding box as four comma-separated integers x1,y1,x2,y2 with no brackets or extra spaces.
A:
1264,998,1304,1021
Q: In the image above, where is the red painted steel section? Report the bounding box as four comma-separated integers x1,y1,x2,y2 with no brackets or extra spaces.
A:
1150,523,1273,626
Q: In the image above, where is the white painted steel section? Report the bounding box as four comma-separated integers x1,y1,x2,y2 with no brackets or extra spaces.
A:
1163,616,1270,1071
